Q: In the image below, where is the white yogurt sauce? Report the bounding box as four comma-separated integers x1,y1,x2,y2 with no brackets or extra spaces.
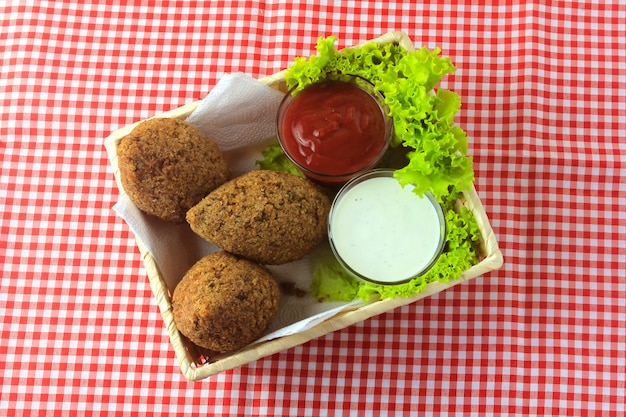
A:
329,175,444,284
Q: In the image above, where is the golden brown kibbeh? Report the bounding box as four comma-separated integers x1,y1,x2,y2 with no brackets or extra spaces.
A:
186,170,331,265
117,118,230,223
172,251,280,353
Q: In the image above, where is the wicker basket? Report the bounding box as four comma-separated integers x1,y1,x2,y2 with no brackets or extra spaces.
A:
104,31,503,381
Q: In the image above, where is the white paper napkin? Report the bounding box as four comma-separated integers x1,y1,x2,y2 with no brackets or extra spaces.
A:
114,73,364,346
185,72,285,152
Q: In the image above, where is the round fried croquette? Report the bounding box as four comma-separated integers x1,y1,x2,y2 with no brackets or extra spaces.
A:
117,117,230,223
186,170,332,265
172,251,280,353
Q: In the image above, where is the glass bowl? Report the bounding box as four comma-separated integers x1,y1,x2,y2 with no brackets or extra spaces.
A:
276,74,393,187
328,169,446,285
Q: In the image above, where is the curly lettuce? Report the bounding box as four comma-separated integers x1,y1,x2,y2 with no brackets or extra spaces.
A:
310,243,360,302
256,140,304,177
284,36,473,201
258,36,481,301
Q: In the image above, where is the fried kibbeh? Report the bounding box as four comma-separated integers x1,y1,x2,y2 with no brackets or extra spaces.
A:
117,118,230,223
172,251,280,353
186,170,331,265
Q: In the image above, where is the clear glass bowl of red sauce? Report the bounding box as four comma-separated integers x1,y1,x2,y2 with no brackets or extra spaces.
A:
276,74,393,186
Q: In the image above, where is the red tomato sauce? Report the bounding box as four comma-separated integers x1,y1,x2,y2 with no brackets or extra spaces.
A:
278,80,389,180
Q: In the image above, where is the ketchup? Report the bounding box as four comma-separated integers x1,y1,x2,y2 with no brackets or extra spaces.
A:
277,79,390,184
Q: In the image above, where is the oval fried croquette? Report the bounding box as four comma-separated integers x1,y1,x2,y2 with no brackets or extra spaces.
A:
172,251,280,353
117,118,230,223
186,170,331,265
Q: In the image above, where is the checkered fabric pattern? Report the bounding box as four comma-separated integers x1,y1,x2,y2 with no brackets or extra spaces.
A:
1,1,624,416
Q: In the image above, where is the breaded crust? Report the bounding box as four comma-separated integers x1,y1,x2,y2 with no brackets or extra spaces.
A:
186,170,331,265
117,118,230,223
172,251,280,353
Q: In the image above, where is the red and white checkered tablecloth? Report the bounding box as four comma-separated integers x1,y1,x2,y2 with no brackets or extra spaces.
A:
1,1,624,415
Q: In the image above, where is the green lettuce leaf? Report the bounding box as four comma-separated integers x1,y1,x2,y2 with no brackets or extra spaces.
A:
310,243,359,302
255,140,304,177
284,36,474,201
262,36,482,301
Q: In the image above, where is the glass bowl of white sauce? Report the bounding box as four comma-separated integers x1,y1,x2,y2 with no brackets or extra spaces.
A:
328,169,446,285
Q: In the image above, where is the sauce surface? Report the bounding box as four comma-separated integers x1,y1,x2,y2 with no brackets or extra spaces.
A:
278,80,389,177
329,176,444,284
